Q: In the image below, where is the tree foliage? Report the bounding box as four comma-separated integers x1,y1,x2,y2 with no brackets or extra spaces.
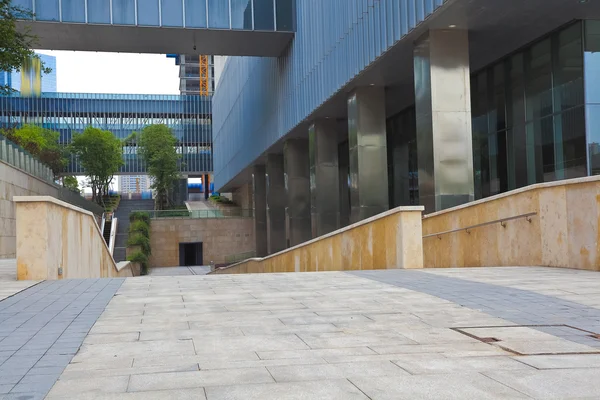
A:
3,124,67,177
69,127,123,205
138,124,180,210
0,0,51,95
62,175,80,193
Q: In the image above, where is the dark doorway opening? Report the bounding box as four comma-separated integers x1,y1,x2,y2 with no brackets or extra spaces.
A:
179,242,203,266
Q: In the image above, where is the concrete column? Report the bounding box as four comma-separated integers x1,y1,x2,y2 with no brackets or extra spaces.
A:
204,174,210,199
338,141,350,228
252,165,268,257
347,87,389,223
266,154,286,254
414,29,474,212
284,139,312,246
309,120,340,236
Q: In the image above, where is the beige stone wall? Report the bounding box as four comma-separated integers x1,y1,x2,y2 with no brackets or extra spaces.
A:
232,183,253,210
213,207,424,274
149,217,255,267
422,176,600,271
1,161,59,259
14,196,133,280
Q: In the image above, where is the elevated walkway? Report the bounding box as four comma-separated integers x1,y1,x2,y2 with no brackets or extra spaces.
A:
14,0,294,56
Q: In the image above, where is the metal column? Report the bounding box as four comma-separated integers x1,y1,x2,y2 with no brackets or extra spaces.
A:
284,139,312,246
252,165,268,257
414,29,474,213
309,120,340,236
347,87,389,223
266,154,286,254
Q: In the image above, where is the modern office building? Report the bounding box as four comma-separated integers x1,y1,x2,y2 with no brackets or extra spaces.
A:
0,92,212,175
168,54,216,96
119,175,151,194
0,53,57,93
211,1,600,256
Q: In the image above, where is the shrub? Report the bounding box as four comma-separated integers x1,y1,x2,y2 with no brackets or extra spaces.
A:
129,211,150,224
127,250,148,275
129,220,150,237
127,233,151,255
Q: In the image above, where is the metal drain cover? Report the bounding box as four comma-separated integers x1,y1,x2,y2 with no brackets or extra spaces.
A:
453,325,600,356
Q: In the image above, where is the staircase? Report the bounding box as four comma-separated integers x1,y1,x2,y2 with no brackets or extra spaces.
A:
102,219,112,247
113,199,154,262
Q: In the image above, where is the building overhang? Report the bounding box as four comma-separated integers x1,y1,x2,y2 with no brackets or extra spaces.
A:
18,21,294,57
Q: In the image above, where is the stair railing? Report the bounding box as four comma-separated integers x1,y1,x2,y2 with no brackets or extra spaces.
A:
108,217,118,256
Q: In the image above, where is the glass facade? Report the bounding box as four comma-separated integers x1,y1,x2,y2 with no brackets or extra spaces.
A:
0,93,212,175
386,21,593,206
471,22,587,200
14,0,294,31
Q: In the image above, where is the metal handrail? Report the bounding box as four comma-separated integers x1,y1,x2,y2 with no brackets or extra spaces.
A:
109,218,118,255
423,212,537,239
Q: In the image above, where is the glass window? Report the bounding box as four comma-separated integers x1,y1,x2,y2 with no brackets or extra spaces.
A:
35,0,59,21
185,0,207,28
208,0,229,28
113,0,135,25
62,0,85,22
231,0,252,30
585,21,600,175
254,0,274,31
138,0,160,26
276,0,294,31
161,0,183,26
88,0,110,24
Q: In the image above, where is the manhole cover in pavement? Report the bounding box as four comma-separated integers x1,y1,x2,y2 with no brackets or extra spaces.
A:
453,325,600,356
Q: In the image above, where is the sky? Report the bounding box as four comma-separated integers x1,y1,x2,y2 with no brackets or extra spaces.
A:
36,50,181,95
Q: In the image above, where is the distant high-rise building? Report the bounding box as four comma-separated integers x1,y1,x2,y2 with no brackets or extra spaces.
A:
0,53,57,93
120,175,151,194
167,54,215,95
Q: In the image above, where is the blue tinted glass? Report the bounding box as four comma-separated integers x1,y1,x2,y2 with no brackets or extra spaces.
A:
275,0,293,31
231,0,252,29
138,0,160,26
88,0,110,24
585,50,600,104
61,0,85,22
185,0,207,27
12,0,32,12
208,0,229,28
253,0,274,30
161,0,183,26
113,0,135,25
35,0,59,21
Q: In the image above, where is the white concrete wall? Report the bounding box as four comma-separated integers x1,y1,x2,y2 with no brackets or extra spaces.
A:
1,160,59,259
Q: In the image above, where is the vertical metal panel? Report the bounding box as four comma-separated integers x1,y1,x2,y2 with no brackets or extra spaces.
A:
284,138,311,246
415,29,474,213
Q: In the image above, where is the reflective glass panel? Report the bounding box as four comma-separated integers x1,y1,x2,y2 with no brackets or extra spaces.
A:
231,0,253,29
185,0,207,28
62,0,86,22
88,0,110,24
585,21,600,175
161,0,183,26
138,0,160,26
113,0,135,25
276,0,294,31
254,0,274,30
35,0,59,21
208,0,229,28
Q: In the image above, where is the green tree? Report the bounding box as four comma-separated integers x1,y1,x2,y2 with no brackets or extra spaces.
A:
138,124,180,210
70,127,123,205
62,175,80,193
4,124,67,178
0,0,51,95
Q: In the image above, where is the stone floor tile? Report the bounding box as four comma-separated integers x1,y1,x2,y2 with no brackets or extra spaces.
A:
350,373,530,399
127,367,274,392
267,360,408,382
46,376,129,397
483,369,600,399
205,379,369,400
514,354,600,369
391,354,534,374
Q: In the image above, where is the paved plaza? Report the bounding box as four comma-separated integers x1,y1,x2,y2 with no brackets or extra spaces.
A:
1,267,600,399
